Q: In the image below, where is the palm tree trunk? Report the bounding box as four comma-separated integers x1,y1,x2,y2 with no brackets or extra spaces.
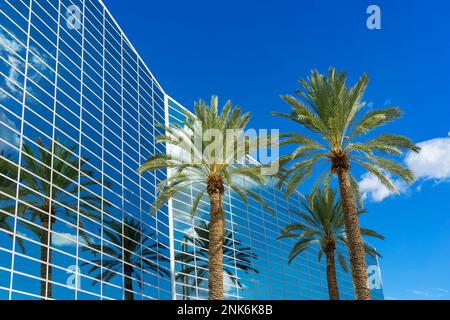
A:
181,240,190,300
39,212,52,300
337,169,371,300
208,190,224,300
325,249,340,300
48,235,53,298
39,229,47,299
124,261,134,300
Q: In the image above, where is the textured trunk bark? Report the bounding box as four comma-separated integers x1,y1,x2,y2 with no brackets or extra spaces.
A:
325,249,340,300
124,261,134,300
39,229,47,300
337,169,371,300
48,236,52,299
181,240,190,300
208,191,224,300
39,212,52,300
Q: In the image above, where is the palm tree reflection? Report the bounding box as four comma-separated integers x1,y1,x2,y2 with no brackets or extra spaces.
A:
82,216,170,300
176,221,258,299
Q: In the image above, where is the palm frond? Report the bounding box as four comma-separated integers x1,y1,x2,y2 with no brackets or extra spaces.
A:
139,96,271,218
355,160,398,193
360,228,385,240
279,186,384,268
337,252,349,273
352,107,402,137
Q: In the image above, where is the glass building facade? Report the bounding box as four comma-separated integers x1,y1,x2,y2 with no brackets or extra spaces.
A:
0,0,384,300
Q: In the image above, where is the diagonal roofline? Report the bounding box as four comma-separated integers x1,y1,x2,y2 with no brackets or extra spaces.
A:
98,0,166,94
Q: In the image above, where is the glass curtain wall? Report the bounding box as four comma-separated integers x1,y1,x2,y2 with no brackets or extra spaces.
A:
0,0,171,300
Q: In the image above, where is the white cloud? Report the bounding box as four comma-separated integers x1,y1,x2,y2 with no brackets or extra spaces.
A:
223,271,237,294
0,32,23,99
52,232,89,247
405,136,450,181
181,226,196,239
0,32,23,53
359,173,392,202
359,133,450,202
0,110,20,151
0,31,46,101
359,171,407,202
409,289,447,298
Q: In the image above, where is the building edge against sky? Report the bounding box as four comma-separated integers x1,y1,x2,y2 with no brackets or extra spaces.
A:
0,0,383,299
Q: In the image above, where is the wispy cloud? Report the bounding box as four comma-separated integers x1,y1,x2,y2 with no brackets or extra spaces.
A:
0,110,20,151
408,289,449,298
0,31,25,100
52,232,89,247
0,32,22,53
0,30,47,101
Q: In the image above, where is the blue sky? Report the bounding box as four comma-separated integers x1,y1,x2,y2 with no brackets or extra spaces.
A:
105,0,450,299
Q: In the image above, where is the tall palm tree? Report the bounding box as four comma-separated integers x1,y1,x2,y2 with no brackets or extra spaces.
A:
82,216,170,300
176,221,258,299
273,67,419,299
139,96,270,299
0,139,104,299
278,187,383,300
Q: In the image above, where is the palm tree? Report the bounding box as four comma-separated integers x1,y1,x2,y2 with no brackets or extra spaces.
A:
139,96,270,299
0,139,104,299
278,187,383,300
273,67,419,299
0,151,25,252
82,216,170,300
1,152,17,230
0,151,17,191
176,221,258,299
